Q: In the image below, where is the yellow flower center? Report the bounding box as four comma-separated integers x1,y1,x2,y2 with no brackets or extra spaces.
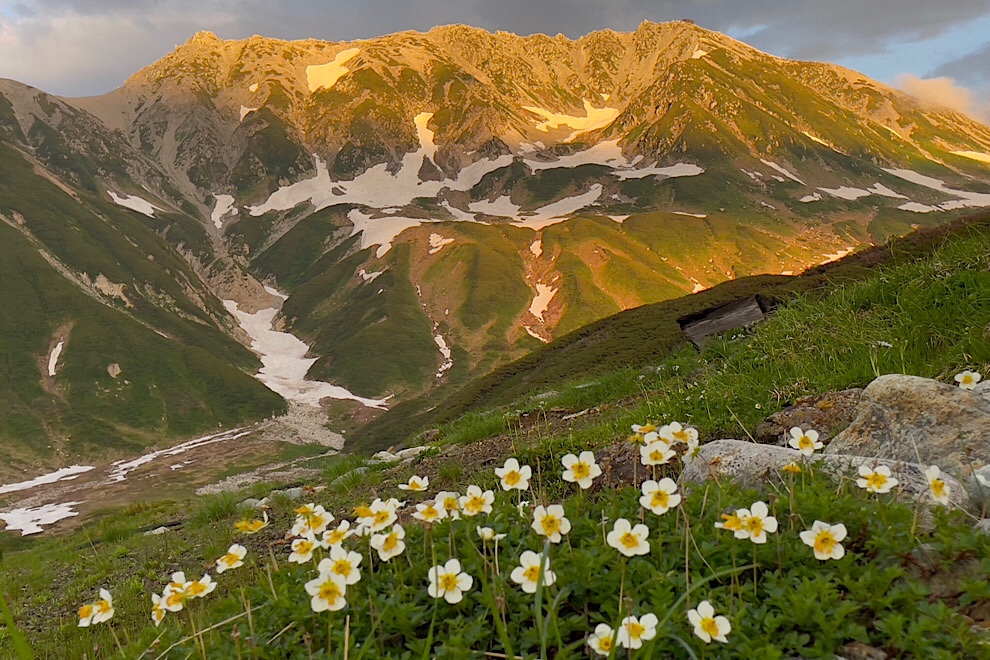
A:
187,582,207,596
571,462,591,479
221,553,238,567
651,491,670,509
624,621,646,640
295,540,314,555
962,374,974,385
814,530,837,556
318,580,342,602
720,513,742,531
373,510,392,526
523,564,541,582
798,436,813,450
782,463,802,474
599,637,613,651
353,505,372,518
165,592,185,608
620,531,640,549
649,449,666,462
383,533,398,552
443,497,459,512
504,471,521,486
628,434,645,446
931,479,946,498
78,604,93,619
540,515,561,535
466,496,485,513
700,617,719,638
421,506,440,521
866,473,888,490
639,424,656,434
294,505,314,515
746,517,765,536
673,429,689,442
439,573,459,592
333,559,353,576
327,530,345,545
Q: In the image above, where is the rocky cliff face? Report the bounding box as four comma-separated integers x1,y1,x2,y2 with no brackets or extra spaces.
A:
2,21,990,467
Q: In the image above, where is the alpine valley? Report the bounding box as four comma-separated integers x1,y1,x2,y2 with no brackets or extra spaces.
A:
3,20,990,481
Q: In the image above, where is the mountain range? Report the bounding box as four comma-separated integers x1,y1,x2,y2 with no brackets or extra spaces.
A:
2,19,990,478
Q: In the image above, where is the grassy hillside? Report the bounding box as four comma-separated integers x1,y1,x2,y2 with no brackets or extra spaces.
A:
351,213,990,453
0,142,286,474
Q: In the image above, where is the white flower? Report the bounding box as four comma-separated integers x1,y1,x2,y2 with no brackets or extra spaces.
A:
687,600,731,643
587,623,616,656
185,574,216,599
435,491,461,520
734,501,778,544
322,520,354,549
151,594,165,627
516,500,531,517
413,501,447,524
365,498,398,531
495,458,532,491
856,465,898,494
659,421,698,445
616,613,658,649
459,485,495,517
427,558,473,604
639,478,681,515
91,589,115,624
370,524,406,562
955,370,982,390
606,518,650,557
640,441,676,466
924,465,950,505
788,427,823,455
510,550,556,593
476,526,506,542
216,544,247,573
291,503,333,537
800,520,848,560
531,504,571,543
304,570,347,612
631,423,657,435
398,475,429,492
320,546,363,585
289,534,319,564
561,451,602,489
683,438,702,463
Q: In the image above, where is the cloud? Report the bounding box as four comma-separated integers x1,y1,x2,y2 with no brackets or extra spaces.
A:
894,74,990,123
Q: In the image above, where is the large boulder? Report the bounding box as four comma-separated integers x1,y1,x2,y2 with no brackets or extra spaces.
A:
681,439,971,510
824,374,990,476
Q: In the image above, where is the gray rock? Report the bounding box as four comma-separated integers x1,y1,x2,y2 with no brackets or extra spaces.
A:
144,526,169,536
825,375,990,475
372,450,400,463
240,498,262,508
395,446,431,460
971,465,990,507
681,439,971,510
975,519,990,535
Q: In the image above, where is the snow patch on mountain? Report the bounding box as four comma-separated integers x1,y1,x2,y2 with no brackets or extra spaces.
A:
529,283,557,322
48,340,64,377
108,427,252,483
223,299,389,408
0,465,93,495
883,168,990,208
760,159,805,185
522,100,620,140
240,106,258,121
0,501,82,535
249,83,259,92
692,49,708,59
428,233,455,254
358,268,385,283
952,151,990,164
514,186,604,230
469,196,521,217
819,186,872,201
529,239,543,258
306,48,360,92
433,332,453,378
613,163,704,180
108,191,159,217
211,194,237,229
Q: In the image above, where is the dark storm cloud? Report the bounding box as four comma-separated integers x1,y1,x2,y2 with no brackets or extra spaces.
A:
934,41,990,87
2,0,990,97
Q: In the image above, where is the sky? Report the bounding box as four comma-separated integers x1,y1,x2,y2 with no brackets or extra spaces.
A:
1,0,989,121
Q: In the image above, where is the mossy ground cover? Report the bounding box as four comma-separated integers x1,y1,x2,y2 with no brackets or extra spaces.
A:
2,214,989,658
